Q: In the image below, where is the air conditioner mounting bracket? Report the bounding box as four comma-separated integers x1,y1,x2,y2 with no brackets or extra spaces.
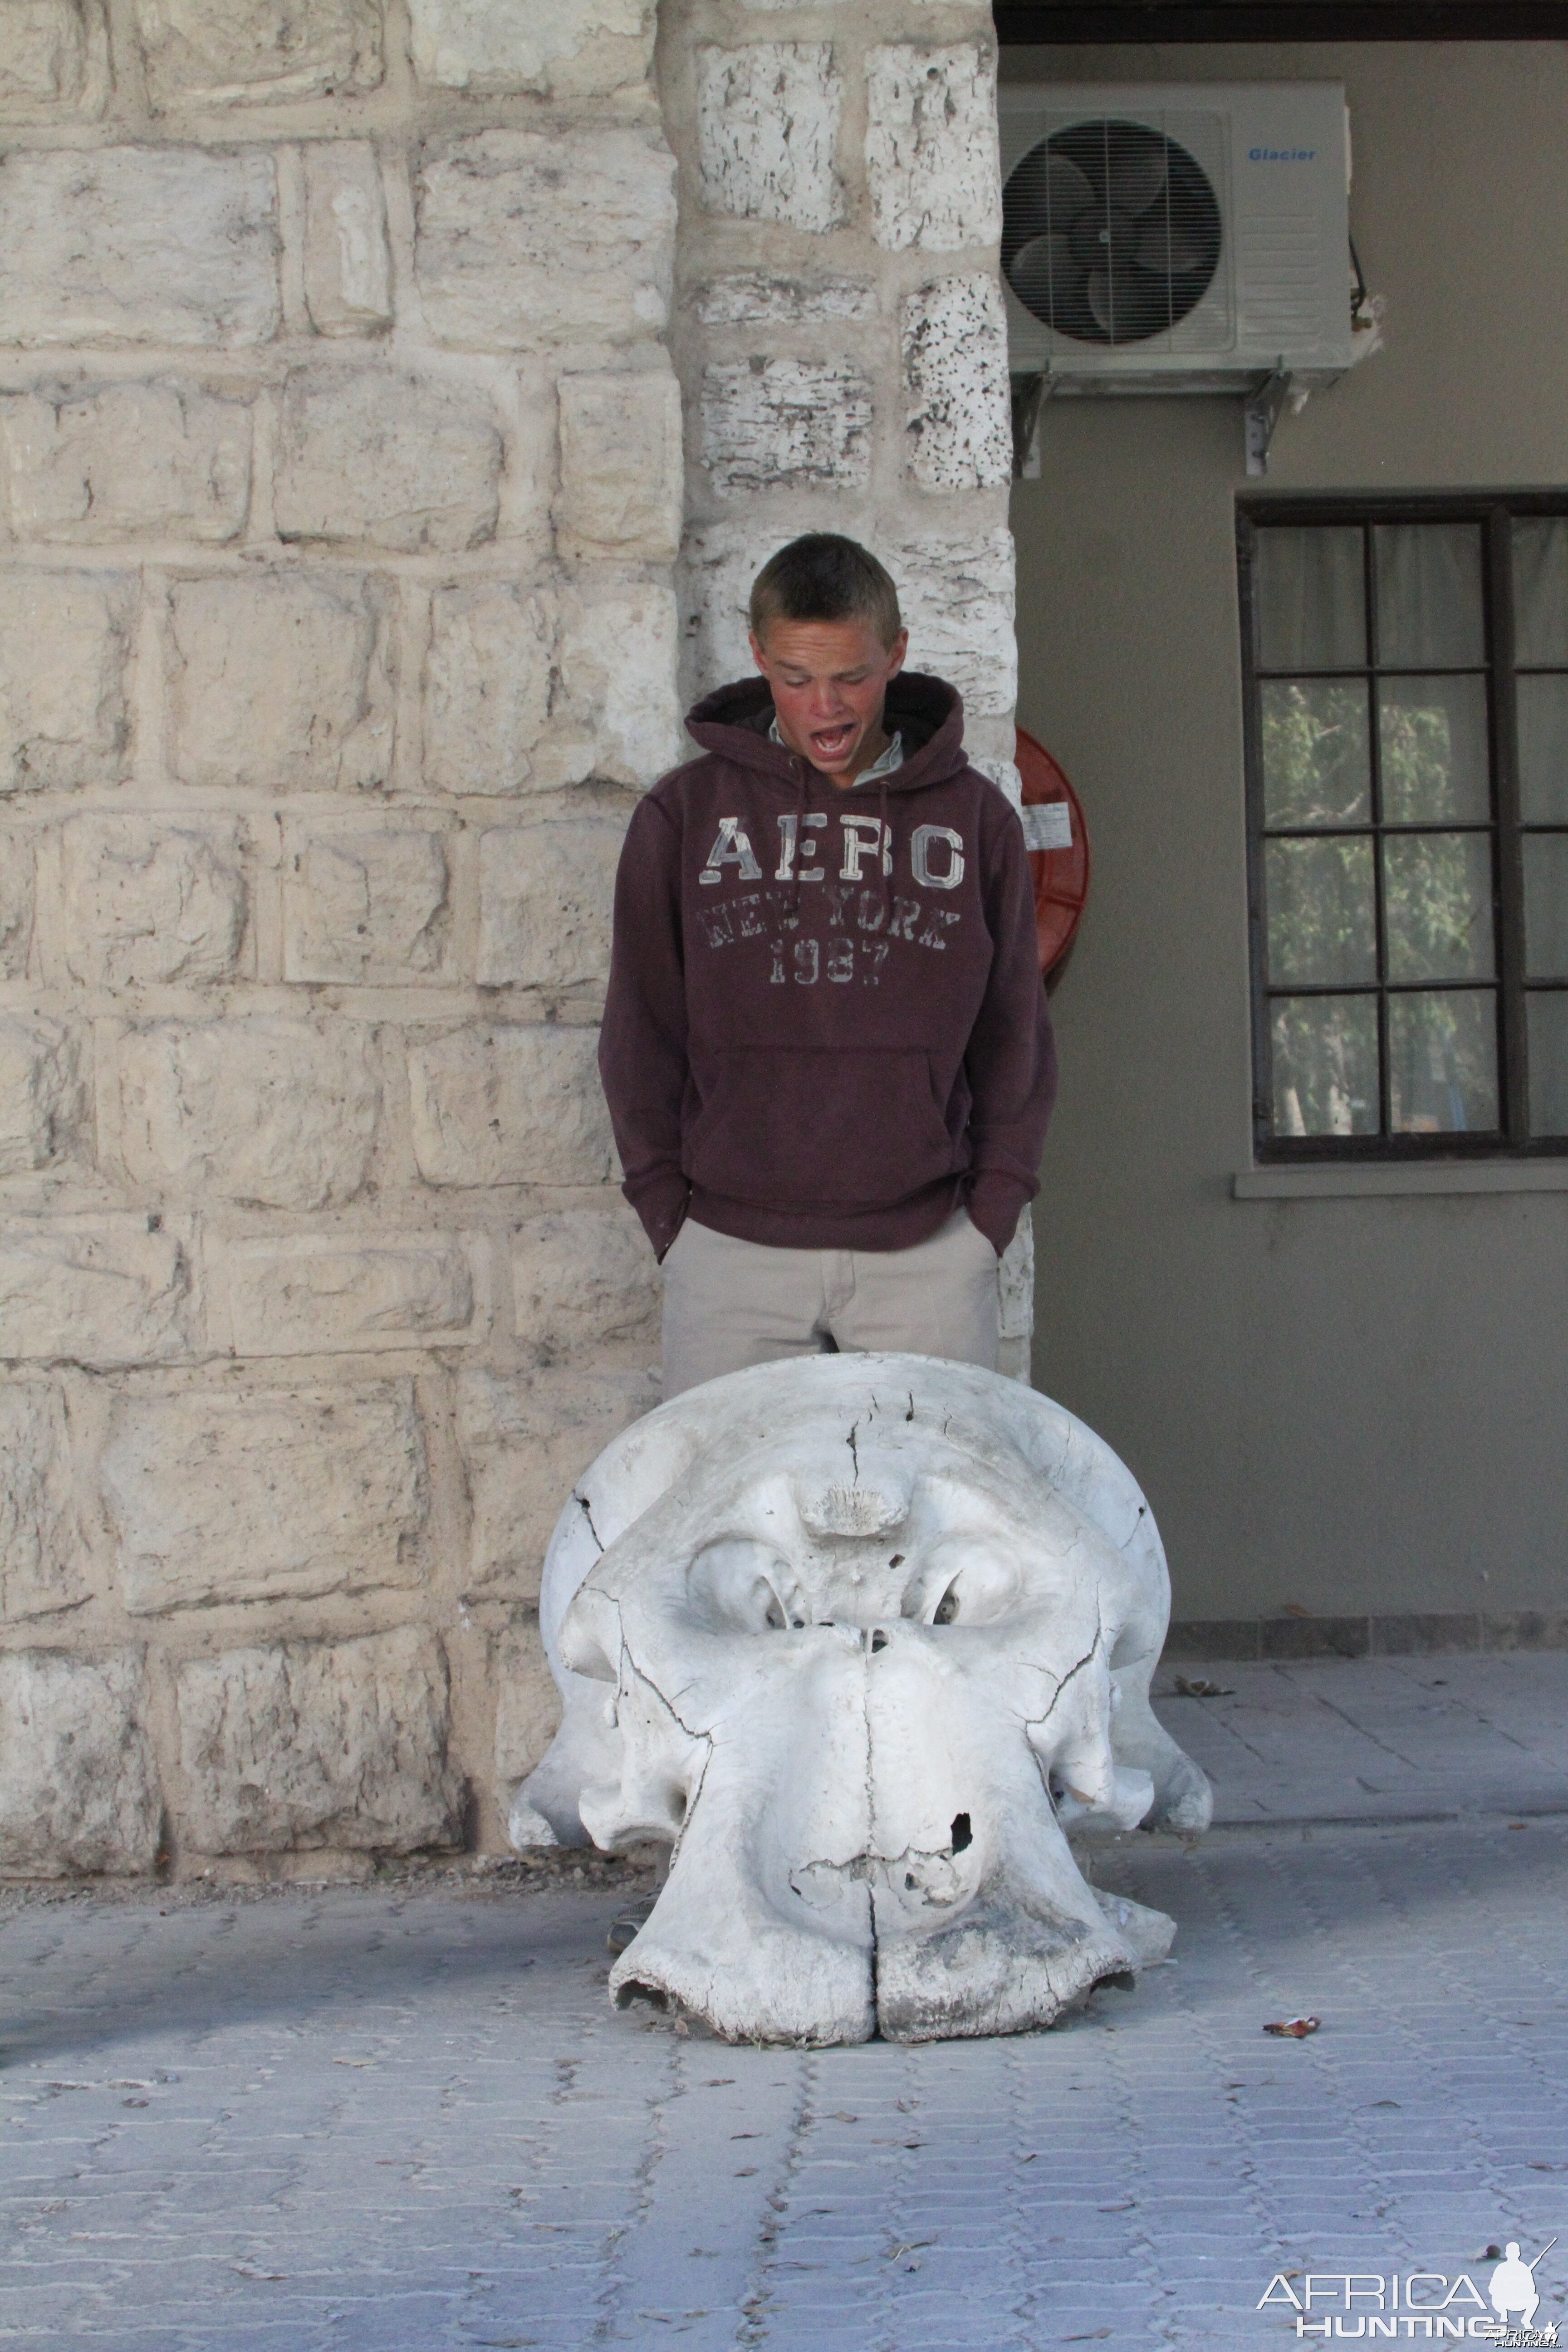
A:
1244,368,1291,478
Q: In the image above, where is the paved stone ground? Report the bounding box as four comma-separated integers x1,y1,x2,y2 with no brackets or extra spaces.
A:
3,1658,1566,2352
1151,1652,1568,1825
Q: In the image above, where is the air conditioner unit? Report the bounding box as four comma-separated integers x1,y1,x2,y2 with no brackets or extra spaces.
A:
999,82,1353,395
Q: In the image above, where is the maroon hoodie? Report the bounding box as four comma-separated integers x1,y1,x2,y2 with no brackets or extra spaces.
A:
598,671,1057,1261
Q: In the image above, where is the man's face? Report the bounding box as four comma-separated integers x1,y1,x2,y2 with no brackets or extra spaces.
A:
749,615,909,784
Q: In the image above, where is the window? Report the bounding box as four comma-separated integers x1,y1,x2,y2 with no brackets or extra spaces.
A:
1239,500,1568,1158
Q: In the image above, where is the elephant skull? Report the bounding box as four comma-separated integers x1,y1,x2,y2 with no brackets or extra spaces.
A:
516,1355,1210,2046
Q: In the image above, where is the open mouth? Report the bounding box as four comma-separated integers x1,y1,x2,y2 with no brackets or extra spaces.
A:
810,723,859,762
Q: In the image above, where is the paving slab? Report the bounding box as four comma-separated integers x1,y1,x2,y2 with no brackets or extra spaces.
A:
2,1656,1566,2350
1151,1651,1568,1823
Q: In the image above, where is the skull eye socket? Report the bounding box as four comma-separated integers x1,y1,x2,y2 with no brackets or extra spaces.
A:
686,1539,799,1634
904,1544,1022,1628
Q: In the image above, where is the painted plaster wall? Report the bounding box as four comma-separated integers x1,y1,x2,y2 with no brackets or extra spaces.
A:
0,0,683,1878
1006,42,1568,1625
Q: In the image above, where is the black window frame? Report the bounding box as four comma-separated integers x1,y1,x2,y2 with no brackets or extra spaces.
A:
1239,492,1568,1164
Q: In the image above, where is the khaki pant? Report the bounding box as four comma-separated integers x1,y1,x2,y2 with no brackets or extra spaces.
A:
660,1209,1000,1399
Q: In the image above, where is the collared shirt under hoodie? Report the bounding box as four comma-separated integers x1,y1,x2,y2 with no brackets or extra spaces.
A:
598,671,1058,1260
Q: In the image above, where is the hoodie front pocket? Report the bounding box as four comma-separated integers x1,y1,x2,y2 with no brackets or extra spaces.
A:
686,1048,957,1211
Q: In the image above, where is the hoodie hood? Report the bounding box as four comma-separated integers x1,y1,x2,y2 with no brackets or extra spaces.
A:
685,671,968,798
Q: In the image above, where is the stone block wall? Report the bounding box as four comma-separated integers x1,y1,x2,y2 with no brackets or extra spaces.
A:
0,0,678,1879
0,0,1030,1879
658,0,1034,1374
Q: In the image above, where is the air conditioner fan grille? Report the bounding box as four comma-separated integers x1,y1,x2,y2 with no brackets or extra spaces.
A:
1002,118,1223,347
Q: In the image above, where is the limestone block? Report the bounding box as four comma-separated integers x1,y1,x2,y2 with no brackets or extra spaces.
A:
408,1025,612,1189
0,1215,196,1364
275,369,500,554
0,0,108,119
134,0,383,108
0,570,132,794
424,579,679,795
175,1627,459,1855
697,43,842,233
456,1365,658,1597
416,129,675,349
1,381,251,545
510,1204,657,1354
283,827,450,984
61,815,248,988
0,1381,85,1622
973,753,1023,812
696,274,875,327
556,369,681,564
117,1018,380,1210
301,142,392,337
0,834,33,976
701,360,871,496
476,819,621,992
0,1014,86,1174
409,0,653,101
556,580,682,787
492,1617,560,1792
998,1211,1034,1343
0,1648,160,1876
220,1231,479,1356
424,581,554,796
0,147,279,348
864,44,1002,253
103,1380,427,1613
679,520,775,703
890,527,1017,716
902,276,1012,490
169,571,393,793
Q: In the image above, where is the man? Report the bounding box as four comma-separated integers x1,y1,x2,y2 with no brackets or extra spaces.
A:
599,532,1056,1399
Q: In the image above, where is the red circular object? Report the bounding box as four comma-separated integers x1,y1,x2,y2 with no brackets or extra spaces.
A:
1016,726,1090,977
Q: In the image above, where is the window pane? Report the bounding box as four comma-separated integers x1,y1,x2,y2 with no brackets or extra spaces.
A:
1516,673,1568,823
1383,833,1495,982
1389,990,1499,1132
1512,518,1568,666
1255,526,1365,671
1527,990,1568,1134
1271,995,1379,1136
1523,833,1568,979
1265,837,1377,985
1378,676,1490,823
1261,680,1370,825
1373,523,1485,669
